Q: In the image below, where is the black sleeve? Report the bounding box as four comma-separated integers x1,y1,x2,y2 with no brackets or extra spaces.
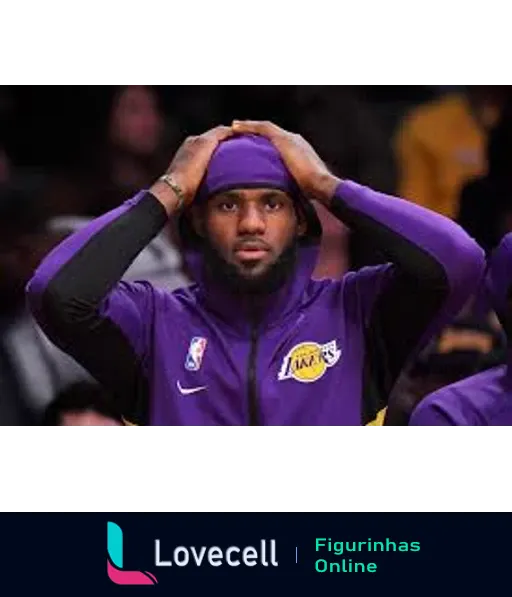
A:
27,192,169,424
330,195,455,424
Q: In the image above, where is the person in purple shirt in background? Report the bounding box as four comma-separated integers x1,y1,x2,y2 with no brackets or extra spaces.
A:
26,121,485,426
411,233,512,425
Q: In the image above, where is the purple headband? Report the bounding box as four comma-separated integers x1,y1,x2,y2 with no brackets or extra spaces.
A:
196,134,300,202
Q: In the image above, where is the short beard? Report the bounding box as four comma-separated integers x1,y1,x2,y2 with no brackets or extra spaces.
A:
202,236,298,297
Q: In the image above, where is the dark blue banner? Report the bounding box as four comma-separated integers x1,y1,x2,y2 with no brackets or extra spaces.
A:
2,513,509,594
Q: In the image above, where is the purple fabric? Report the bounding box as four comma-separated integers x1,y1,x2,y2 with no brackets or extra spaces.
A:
410,366,512,425
410,233,512,426
196,134,301,201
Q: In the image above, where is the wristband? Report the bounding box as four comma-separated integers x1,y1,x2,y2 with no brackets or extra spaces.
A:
158,175,186,211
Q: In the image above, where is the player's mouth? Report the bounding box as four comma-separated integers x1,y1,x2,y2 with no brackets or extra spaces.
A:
234,242,270,262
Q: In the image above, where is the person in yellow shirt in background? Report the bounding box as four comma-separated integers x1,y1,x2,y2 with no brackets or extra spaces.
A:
395,86,507,219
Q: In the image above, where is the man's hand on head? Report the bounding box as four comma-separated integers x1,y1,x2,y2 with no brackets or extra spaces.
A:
231,120,341,207
150,125,234,216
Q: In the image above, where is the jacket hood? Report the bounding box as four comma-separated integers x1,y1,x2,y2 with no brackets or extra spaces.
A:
177,134,323,331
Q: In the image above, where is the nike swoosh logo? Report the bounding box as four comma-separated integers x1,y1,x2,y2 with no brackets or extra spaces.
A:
177,381,208,396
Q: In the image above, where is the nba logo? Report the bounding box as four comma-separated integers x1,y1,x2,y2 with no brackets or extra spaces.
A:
185,337,208,371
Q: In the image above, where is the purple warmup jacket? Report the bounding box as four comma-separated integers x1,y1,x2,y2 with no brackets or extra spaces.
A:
27,135,485,426
410,234,512,426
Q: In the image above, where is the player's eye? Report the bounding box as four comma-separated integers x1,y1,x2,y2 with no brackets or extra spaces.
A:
265,197,283,211
218,200,238,212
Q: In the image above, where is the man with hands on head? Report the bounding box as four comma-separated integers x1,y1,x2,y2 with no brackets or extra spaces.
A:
27,121,485,426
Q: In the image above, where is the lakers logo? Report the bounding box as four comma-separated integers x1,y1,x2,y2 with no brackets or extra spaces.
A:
278,340,341,384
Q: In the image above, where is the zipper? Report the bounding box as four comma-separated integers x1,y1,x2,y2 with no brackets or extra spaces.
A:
247,318,260,426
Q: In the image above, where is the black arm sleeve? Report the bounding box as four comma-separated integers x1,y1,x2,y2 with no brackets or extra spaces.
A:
329,181,484,424
27,192,169,424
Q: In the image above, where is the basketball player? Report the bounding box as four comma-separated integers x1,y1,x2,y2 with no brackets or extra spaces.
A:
27,121,485,425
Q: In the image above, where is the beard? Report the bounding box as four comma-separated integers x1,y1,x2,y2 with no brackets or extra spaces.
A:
202,236,298,297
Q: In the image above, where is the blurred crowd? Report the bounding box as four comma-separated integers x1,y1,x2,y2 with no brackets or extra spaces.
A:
0,85,511,425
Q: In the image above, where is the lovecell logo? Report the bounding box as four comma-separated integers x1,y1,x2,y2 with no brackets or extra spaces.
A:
107,522,158,586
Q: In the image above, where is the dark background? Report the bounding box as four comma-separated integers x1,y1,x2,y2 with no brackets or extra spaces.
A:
1,85,436,168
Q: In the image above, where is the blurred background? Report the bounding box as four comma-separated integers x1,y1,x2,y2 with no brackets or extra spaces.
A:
1,85,511,425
